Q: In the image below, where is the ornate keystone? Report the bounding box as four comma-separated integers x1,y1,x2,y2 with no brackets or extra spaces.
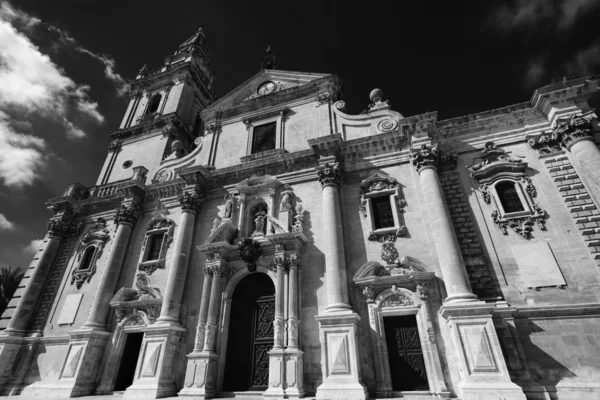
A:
238,237,262,272
411,144,439,172
115,202,142,226
179,191,203,213
316,162,341,188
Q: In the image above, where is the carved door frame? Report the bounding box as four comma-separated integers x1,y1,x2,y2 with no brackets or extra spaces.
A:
96,315,150,394
368,288,448,398
216,266,277,393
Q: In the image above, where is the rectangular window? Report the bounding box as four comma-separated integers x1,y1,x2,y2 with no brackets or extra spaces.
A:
372,196,394,229
251,122,276,154
147,234,164,261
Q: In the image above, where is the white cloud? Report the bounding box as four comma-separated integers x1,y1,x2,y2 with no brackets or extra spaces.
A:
76,47,129,97
24,238,44,253
0,213,15,231
0,1,108,188
524,58,547,87
565,40,600,77
492,0,600,32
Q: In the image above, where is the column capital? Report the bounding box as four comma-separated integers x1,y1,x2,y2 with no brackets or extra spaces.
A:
114,202,142,226
411,144,439,173
288,253,301,270
271,254,288,272
47,215,83,239
316,161,341,188
179,191,203,213
528,111,596,154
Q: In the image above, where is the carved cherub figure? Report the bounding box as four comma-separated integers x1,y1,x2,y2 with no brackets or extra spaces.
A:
254,210,267,234
279,184,294,211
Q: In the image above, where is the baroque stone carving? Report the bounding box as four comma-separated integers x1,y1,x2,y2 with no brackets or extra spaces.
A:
479,184,491,204
279,184,294,211
411,144,439,172
376,118,398,134
238,237,262,272
47,217,83,239
362,286,375,302
223,194,235,219
115,202,142,226
381,293,413,307
71,218,111,289
292,203,305,233
528,112,596,154
179,191,203,213
138,215,174,275
380,235,400,265
316,162,341,188
491,209,546,239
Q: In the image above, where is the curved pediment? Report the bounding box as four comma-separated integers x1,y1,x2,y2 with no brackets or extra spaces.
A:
205,218,238,245
235,174,282,195
467,141,528,182
353,256,434,287
360,173,399,194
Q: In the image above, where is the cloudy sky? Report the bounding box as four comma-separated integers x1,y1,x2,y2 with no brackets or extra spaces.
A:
1,0,599,270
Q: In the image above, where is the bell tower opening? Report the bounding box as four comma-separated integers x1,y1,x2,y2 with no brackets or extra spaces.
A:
223,273,275,392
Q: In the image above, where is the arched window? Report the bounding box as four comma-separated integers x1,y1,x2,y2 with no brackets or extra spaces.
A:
496,182,524,213
146,93,162,115
79,246,96,271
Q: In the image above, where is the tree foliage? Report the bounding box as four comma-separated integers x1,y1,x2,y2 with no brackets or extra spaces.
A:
0,265,24,316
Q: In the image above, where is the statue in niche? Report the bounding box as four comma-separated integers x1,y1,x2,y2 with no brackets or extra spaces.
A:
279,184,294,211
254,210,267,235
223,194,234,219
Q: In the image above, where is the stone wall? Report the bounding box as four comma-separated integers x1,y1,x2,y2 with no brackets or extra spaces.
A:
439,170,500,299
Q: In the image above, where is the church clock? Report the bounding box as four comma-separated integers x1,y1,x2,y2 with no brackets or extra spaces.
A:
257,81,277,96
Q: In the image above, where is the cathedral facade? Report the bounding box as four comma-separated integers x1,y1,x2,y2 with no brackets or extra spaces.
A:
1,28,600,400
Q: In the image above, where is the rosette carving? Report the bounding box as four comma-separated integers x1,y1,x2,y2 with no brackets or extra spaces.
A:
115,202,142,226
376,118,398,133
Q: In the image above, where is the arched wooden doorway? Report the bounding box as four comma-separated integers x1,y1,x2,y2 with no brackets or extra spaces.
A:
223,273,275,391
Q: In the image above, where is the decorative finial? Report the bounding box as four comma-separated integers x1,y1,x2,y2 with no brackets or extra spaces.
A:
261,45,277,70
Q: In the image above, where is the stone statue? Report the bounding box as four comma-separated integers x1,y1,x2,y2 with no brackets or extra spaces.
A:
279,184,294,211
254,210,267,234
223,194,234,219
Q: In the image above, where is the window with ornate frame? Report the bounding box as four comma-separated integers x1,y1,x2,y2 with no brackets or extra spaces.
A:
468,142,546,239
359,173,407,241
138,216,175,275
241,110,287,161
71,218,110,289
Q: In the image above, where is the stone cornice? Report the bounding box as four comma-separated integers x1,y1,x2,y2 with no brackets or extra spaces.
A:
108,112,197,149
202,75,341,124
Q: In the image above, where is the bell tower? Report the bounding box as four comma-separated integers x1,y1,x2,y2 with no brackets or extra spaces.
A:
97,27,215,185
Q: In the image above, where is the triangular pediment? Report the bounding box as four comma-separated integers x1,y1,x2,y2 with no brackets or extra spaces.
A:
204,69,334,114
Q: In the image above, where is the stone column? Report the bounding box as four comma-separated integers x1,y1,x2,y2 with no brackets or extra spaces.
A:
316,161,351,312
287,254,300,350
179,258,224,399
412,145,477,304
157,191,202,324
238,193,246,235
273,254,287,349
82,202,141,330
314,159,367,400
267,187,276,235
204,261,225,352
4,216,74,334
564,116,600,202
193,267,213,352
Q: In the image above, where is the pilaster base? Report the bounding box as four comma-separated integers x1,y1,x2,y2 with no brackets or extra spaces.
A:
0,336,25,395
28,329,111,398
440,303,526,400
123,324,186,399
315,312,368,400
284,349,305,398
178,351,219,399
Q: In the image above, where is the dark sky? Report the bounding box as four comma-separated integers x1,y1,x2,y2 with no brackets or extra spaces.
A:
1,0,600,269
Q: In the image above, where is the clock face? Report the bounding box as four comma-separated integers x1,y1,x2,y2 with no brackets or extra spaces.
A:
257,81,277,95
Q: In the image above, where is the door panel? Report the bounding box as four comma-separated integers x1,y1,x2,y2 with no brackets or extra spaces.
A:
384,315,428,391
